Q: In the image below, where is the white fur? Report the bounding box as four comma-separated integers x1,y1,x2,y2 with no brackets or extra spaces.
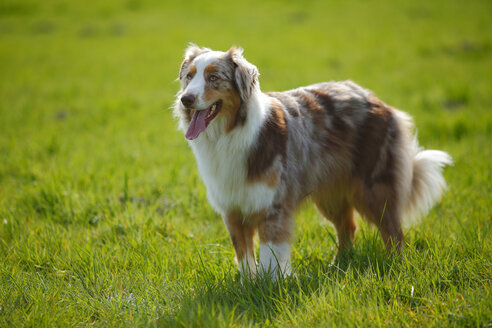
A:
187,89,275,215
405,142,454,223
259,242,292,280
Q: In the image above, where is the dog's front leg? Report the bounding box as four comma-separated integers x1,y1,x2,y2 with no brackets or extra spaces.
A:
258,213,294,281
224,212,257,278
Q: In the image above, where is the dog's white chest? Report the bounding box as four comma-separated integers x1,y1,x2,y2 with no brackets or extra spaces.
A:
190,136,276,216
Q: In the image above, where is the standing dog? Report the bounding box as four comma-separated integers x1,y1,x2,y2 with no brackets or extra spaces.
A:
173,45,452,279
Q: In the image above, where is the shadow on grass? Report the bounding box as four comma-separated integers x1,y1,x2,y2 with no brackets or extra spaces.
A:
157,241,401,327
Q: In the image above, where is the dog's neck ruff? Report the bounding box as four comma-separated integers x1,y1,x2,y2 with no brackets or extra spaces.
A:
187,90,275,215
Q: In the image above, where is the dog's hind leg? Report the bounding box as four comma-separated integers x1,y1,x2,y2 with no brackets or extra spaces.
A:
379,214,404,252
369,202,404,252
353,182,404,252
312,193,357,254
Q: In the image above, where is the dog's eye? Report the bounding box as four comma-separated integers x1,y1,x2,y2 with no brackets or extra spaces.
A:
209,75,218,82
186,73,193,81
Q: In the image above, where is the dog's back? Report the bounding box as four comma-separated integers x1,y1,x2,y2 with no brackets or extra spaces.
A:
266,81,452,249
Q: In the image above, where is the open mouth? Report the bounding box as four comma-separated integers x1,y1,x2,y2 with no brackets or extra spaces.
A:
185,100,222,140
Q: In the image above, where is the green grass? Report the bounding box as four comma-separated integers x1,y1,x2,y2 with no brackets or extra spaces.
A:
1,0,491,326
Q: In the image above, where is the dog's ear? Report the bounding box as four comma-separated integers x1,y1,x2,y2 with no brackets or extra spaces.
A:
227,47,259,103
179,44,209,80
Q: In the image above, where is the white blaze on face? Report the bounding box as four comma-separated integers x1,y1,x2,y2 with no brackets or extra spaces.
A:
183,51,224,110
259,242,291,280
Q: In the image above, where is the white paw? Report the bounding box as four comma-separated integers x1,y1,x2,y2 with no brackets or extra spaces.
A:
259,242,291,281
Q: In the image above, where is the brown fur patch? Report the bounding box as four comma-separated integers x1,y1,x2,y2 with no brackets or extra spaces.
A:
308,89,350,134
188,65,196,77
179,46,208,79
225,211,257,263
202,86,241,133
200,62,244,133
353,96,399,187
266,92,300,117
312,189,357,252
185,109,193,123
180,64,196,84
247,102,287,184
300,89,352,151
305,89,335,112
292,90,321,113
204,64,217,75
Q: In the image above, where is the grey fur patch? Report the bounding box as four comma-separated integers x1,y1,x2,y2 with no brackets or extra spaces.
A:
226,47,259,103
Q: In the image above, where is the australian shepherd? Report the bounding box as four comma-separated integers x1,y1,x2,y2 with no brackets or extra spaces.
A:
173,45,452,280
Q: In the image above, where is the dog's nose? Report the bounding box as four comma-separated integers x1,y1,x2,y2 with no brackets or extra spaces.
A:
181,94,196,108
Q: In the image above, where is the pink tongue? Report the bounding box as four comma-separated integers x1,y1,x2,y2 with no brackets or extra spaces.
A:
185,109,209,140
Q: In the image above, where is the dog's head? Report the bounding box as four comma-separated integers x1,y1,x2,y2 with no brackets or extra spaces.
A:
175,44,259,140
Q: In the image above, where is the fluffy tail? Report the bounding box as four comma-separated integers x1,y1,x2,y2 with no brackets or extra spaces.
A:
405,143,453,221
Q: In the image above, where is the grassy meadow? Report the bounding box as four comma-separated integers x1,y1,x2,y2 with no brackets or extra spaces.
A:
1,0,491,326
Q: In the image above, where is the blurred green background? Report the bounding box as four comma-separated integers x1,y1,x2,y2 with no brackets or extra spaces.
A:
0,0,491,326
